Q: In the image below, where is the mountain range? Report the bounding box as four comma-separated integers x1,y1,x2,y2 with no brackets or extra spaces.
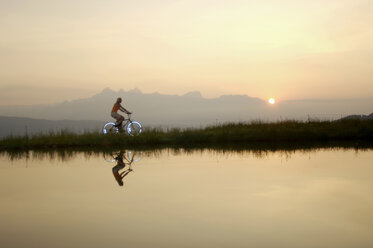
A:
0,88,268,125
0,88,372,138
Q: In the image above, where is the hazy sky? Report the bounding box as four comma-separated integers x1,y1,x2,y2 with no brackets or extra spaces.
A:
1,0,372,105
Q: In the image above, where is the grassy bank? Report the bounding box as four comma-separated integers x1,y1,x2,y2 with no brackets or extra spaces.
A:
1,119,373,150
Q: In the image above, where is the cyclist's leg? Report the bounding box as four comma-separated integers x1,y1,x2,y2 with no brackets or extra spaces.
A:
111,112,124,126
117,116,124,129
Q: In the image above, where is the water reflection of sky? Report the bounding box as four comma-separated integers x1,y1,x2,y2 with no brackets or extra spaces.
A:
1,148,373,247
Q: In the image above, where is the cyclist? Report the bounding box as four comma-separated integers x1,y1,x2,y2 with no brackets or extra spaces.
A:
111,97,132,128
112,151,132,187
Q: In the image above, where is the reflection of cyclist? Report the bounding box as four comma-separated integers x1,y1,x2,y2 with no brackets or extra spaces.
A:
112,151,132,187
111,97,132,128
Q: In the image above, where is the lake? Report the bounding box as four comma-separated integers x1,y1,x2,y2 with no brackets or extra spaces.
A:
1,148,373,248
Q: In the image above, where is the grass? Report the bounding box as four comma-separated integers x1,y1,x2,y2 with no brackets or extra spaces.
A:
1,119,373,150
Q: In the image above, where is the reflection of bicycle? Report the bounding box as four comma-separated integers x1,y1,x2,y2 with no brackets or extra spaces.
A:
106,150,143,186
102,114,142,136
104,150,143,164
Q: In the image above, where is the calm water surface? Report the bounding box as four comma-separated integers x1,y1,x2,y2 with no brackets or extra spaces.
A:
1,148,373,248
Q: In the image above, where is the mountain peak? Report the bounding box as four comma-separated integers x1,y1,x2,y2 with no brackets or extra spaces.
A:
182,91,202,98
100,87,115,94
127,88,142,94
91,87,116,99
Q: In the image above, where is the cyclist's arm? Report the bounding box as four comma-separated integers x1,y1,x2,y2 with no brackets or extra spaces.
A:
119,105,132,114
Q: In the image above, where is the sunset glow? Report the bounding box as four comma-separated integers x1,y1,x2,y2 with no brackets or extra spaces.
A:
268,98,276,105
1,0,373,105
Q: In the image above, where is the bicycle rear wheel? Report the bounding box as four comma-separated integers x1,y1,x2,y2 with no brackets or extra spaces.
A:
102,122,118,134
103,151,117,162
126,121,142,136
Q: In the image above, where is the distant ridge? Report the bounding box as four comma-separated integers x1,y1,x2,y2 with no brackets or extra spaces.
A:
0,88,372,136
0,88,267,126
340,113,373,120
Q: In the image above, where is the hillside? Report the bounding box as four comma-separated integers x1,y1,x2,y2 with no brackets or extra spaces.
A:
340,113,373,120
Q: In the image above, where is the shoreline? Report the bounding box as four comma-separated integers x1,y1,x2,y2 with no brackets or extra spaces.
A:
1,119,373,150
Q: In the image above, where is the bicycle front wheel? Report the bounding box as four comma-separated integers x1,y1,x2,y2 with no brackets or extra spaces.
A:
126,121,142,136
102,122,118,134
126,150,143,162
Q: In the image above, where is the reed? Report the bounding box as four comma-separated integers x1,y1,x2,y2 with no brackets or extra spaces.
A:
1,119,372,150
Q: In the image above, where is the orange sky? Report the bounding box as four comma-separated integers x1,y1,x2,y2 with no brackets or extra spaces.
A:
1,0,372,105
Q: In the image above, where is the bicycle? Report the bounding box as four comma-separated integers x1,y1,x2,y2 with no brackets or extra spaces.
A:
102,114,142,136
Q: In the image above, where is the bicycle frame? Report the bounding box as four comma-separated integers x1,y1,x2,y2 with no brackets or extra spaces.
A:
117,116,132,130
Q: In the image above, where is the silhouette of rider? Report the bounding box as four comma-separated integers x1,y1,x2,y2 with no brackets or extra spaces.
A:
112,151,132,187
111,97,132,129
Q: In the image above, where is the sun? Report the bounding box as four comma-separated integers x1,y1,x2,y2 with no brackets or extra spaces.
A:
268,98,276,105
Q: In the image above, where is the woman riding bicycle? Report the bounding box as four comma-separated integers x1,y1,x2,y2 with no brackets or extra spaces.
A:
111,97,132,128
